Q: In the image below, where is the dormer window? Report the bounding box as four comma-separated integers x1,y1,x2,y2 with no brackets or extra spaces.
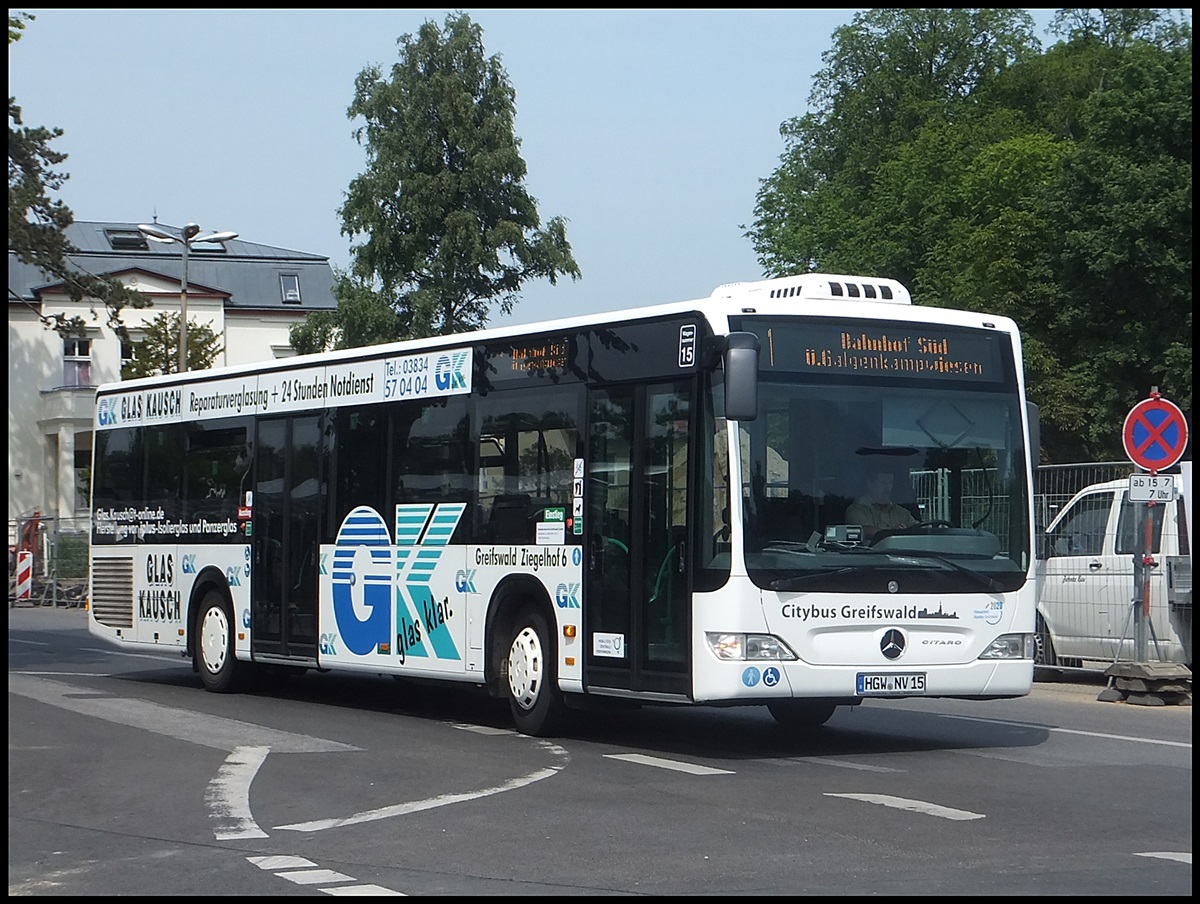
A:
189,236,231,254
105,229,149,250
280,274,302,304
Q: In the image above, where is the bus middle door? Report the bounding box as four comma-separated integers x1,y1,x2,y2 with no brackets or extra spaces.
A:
252,414,322,662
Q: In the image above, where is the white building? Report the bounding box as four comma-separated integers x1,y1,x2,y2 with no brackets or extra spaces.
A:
8,220,337,541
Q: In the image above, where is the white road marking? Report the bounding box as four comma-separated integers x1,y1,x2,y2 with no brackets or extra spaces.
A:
248,855,316,869
248,855,407,895
941,714,1191,748
1134,851,1192,864
825,792,985,821
8,674,359,753
276,868,355,885
276,762,566,832
605,753,734,775
208,746,270,840
321,884,406,895
761,756,902,772
449,722,515,736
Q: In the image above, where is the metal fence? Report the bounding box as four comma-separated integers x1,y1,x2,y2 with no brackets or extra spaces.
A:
8,514,91,608
906,461,1138,543
1034,461,1136,535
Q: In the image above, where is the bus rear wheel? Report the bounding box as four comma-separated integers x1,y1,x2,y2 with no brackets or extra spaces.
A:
767,699,838,730
196,589,248,693
506,605,568,737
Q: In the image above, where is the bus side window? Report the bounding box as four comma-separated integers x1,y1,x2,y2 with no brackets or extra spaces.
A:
329,409,387,536
488,493,533,543
476,386,582,546
392,396,472,539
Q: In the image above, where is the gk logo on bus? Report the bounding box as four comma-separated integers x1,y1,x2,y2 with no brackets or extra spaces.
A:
328,503,467,665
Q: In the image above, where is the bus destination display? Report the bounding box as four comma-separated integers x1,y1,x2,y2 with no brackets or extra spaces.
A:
748,320,1006,383
487,336,573,382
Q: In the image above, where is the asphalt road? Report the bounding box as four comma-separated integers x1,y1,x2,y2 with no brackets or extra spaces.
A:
9,604,1192,896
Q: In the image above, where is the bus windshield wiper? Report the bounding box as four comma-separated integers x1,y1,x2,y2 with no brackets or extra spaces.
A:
889,552,1004,593
769,567,856,592
762,539,876,556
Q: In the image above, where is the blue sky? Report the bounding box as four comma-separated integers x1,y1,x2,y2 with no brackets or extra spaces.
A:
10,9,1059,328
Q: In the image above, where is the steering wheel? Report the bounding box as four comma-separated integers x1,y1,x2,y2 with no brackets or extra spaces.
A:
913,519,953,529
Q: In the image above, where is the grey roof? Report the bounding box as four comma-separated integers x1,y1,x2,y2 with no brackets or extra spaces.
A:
8,220,337,312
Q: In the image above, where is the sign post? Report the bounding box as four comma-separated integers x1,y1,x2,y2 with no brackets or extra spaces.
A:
1121,389,1188,662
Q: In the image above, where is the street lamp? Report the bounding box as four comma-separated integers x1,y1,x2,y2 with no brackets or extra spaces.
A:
137,221,238,373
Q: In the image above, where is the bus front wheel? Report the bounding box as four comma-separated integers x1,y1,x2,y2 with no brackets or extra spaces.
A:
506,605,568,737
196,589,247,693
767,699,838,730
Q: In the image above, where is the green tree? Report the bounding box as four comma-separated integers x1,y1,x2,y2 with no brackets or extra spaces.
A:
297,11,580,352
290,269,407,354
747,8,1191,462
121,312,223,378
751,8,1041,279
8,12,150,341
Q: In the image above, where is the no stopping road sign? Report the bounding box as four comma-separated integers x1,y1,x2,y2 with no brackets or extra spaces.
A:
1122,396,1188,471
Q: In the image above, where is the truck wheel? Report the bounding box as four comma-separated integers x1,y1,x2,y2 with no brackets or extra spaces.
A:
506,605,568,737
1035,614,1058,667
196,589,248,693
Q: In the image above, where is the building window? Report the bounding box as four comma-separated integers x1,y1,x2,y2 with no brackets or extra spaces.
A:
280,274,302,304
104,229,149,250
63,338,92,388
75,446,91,512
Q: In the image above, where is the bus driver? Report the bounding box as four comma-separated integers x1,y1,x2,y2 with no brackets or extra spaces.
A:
845,469,916,540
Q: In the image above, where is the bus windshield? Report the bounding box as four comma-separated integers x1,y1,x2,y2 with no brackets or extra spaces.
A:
733,316,1031,594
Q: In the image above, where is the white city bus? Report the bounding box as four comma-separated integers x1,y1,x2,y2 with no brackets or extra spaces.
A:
88,273,1039,736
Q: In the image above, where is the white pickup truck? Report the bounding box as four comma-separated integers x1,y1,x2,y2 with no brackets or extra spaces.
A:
1035,462,1191,670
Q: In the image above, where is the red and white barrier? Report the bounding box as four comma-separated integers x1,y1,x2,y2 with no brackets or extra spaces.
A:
16,551,33,600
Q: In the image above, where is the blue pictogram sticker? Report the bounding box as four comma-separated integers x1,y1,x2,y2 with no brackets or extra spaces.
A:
741,666,761,687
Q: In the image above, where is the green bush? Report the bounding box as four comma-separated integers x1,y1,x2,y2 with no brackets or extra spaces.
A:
54,532,89,580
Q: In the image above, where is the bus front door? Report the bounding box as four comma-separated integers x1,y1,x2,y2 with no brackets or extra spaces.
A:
252,415,322,662
585,382,692,698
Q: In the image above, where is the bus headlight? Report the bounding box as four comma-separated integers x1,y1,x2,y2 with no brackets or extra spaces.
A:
977,633,1035,660
706,632,798,661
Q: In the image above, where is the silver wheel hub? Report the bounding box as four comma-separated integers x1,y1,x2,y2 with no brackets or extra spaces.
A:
200,605,229,674
508,625,543,711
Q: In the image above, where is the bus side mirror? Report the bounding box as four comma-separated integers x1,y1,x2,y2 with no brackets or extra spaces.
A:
1026,399,1040,469
724,332,759,421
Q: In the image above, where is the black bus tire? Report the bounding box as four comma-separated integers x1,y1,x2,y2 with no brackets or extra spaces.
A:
506,605,568,737
767,699,838,730
195,589,247,693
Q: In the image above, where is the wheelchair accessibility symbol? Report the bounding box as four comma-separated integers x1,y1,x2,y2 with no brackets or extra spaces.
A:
762,667,781,688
